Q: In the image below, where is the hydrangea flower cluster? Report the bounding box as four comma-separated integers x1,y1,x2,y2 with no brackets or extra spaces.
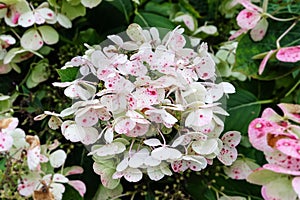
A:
247,103,300,200
0,0,103,75
51,23,241,188
0,117,86,199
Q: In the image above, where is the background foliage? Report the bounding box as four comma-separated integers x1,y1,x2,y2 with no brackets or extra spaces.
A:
1,0,300,199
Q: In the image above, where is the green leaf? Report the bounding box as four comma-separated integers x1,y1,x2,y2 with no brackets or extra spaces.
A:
224,89,261,134
134,12,175,29
268,1,300,15
26,60,50,88
0,158,6,170
62,183,83,200
38,46,54,56
179,0,201,18
107,0,133,23
93,184,123,200
234,19,300,80
185,173,216,199
57,68,79,82
145,2,175,17
62,0,86,20
79,28,101,44
31,61,49,83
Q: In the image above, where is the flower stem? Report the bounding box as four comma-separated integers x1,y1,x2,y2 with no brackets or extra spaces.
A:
110,192,132,200
129,138,136,157
228,99,274,111
262,0,268,13
276,20,298,49
285,78,300,98
266,14,298,22
157,127,166,146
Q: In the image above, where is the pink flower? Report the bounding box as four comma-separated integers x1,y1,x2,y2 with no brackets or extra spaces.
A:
230,0,268,41
276,46,300,62
258,46,300,75
247,165,300,200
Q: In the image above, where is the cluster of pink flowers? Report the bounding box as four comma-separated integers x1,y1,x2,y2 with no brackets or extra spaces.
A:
229,0,268,42
0,0,70,74
51,23,241,188
0,117,86,199
230,0,300,75
0,0,103,75
247,103,300,200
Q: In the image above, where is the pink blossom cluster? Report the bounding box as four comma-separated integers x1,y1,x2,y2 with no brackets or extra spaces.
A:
0,0,101,75
0,117,86,199
52,24,241,188
247,103,300,200
230,0,300,75
230,0,268,42
0,0,71,74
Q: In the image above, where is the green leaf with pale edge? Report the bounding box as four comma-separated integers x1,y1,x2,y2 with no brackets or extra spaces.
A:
224,89,261,134
57,68,79,82
62,184,83,200
179,0,201,18
134,12,175,29
234,19,300,80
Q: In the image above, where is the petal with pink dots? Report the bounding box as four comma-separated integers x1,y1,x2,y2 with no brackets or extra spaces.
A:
278,103,300,124
0,131,13,152
68,180,86,197
250,18,268,42
276,46,300,63
237,9,261,29
275,138,300,159
248,118,284,152
20,28,43,51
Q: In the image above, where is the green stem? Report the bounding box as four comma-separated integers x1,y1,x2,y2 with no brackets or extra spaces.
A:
228,99,274,111
117,0,130,24
285,79,300,98
134,10,149,27
276,20,298,49
284,38,300,47
264,13,298,22
262,0,268,13
10,28,21,40
110,192,132,200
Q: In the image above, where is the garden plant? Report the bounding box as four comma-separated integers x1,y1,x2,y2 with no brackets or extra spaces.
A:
0,0,300,199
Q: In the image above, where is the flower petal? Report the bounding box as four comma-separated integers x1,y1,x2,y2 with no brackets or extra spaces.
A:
276,46,300,63
258,49,276,75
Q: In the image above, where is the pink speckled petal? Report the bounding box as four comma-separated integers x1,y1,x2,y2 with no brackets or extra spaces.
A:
248,118,284,152
250,18,268,42
278,103,300,124
263,164,300,176
237,9,261,29
258,49,276,75
276,138,300,159
276,46,300,63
